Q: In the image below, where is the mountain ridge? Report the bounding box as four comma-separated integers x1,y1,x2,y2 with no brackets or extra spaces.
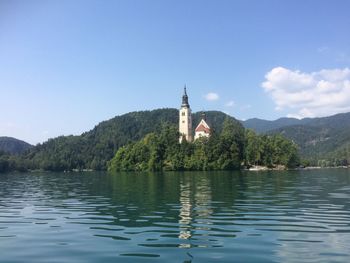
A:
2,109,350,171
24,108,238,171
242,112,350,133
242,112,350,164
0,137,33,155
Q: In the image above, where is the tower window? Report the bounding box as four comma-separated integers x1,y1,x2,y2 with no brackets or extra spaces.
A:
182,112,185,116
182,121,185,123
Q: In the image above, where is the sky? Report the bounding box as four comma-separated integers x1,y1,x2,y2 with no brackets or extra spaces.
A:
1,0,350,144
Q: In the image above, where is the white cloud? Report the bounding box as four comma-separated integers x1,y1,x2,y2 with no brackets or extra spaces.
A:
262,67,350,118
204,92,219,101
225,100,235,107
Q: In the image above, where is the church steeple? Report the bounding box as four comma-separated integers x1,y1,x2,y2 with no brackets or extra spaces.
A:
179,86,193,142
182,85,189,107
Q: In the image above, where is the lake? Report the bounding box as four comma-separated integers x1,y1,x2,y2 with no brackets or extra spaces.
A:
1,170,350,262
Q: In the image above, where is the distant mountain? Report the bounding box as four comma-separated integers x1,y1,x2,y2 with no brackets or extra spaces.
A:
25,109,237,171
242,117,307,133
5,109,350,171
242,112,350,133
243,112,350,164
0,137,33,155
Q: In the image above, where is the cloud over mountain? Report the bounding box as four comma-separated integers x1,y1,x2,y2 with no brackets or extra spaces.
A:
262,67,350,118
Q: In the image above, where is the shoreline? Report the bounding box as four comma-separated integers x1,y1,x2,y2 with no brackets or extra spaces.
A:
2,165,350,174
245,165,350,171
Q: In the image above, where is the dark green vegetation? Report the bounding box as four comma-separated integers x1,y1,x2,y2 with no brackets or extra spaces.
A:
244,112,350,166
0,151,29,173
25,109,179,171
0,137,33,173
2,109,350,173
242,117,302,133
1,109,246,172
0,137,32,155
108,119,299,172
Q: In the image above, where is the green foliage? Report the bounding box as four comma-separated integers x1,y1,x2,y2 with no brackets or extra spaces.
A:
19,109,237,172
242,112,350,166
108,125,180,172
21,109,179,171
0,151,30,173
314,142,350,167
244,130,300,168
1,109,301,173
256,112,350,166
108,119,299,172
7,109,232,171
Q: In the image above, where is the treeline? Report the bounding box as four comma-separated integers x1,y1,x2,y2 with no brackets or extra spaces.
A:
265,114,350,167
0,110,301,173
108,118,300,172
305,142,350,167
3,109,350,173
245,129,299,168
0,109,242,173
5,109,180,172
0,151,30,173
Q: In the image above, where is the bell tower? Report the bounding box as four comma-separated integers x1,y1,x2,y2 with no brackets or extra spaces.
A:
179,86,193,142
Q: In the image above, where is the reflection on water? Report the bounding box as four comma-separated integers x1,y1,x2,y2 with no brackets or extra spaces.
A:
178,175,213,248
179,179,192,242
0,170,350,262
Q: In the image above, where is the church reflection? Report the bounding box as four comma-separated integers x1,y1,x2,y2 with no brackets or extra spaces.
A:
178,180,192,243
178,174,213,248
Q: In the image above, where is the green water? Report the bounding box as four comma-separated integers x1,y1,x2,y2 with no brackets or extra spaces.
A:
1,170,350,262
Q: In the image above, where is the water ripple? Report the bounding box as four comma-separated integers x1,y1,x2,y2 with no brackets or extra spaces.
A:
0,170,350,262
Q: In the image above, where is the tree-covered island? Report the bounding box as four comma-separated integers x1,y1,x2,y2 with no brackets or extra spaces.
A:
108,118,299,172
0,114,300,173
0,88,301,173
107,87,299,172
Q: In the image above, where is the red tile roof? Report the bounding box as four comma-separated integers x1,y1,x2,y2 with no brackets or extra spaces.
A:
195,124,210,133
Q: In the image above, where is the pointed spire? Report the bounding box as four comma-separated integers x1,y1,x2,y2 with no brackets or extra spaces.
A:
201,111,206,121
181,85,189,107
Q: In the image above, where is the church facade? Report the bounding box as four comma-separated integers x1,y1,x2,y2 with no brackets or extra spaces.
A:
179,87,211,142
194,115,211,140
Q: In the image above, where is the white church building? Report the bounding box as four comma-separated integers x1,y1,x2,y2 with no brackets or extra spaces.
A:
179,87,211,142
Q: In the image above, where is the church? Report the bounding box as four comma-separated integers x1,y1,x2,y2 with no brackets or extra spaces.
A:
179,87,211,142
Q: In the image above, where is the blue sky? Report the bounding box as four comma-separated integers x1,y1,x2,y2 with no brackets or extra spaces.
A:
1,0,350,144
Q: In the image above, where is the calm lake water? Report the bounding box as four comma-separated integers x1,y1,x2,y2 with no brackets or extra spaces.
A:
1,170,350,262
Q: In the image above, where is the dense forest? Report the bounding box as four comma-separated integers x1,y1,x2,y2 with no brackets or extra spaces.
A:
0,151,29,173
261,112,350,166
108,118,299,172
1,109,245,172
2,108,350,173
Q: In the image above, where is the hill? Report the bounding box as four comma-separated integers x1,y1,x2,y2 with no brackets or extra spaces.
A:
243,112,350,165
242,117,312,133
25,109,236,171
3,109,350,171
0,137,33,155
